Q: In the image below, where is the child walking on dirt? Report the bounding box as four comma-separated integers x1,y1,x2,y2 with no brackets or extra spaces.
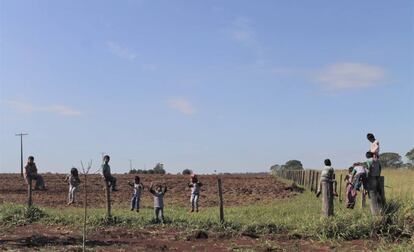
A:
316,159,338,198
129,176,144,212
24,156,46,190
188,174,203,212
65,167,81,205
101,155,117,191
149,182,167,223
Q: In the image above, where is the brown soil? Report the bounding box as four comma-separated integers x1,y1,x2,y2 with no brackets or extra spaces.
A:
0,173,296,208
0,224,378,252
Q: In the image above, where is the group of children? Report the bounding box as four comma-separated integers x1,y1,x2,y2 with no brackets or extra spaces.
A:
27,154,203,224
315,133,382,209
24,132,382,217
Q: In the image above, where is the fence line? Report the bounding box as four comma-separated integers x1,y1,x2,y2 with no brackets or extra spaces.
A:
276,169,322,194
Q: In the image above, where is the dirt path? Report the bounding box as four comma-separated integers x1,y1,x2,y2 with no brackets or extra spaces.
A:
0,224,377,251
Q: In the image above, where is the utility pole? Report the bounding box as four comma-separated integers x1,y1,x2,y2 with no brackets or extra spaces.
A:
129,159,133,172
15,133,28,177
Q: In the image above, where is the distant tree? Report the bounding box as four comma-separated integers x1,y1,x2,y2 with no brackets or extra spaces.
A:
282,160,303,170
182,169,192,175
379,152,403,168
270,164,281,172
128,168,137,174
405,148,414,164
153,163,166,174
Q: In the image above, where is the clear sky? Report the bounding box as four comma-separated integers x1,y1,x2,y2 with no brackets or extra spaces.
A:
1,0,413,174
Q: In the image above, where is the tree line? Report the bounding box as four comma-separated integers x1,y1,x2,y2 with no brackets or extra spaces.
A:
270,148,414,171
129,163,166,174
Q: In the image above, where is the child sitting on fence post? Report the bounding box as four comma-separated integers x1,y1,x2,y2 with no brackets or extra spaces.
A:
101,155,117,192
65,167,81,205
188,174,203,213
24,156,46,190
129,176,144,212
316,159,337,197
149,182,167,223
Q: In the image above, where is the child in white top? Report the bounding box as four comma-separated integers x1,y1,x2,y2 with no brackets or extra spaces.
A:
129,176,144,212
66,167,81,205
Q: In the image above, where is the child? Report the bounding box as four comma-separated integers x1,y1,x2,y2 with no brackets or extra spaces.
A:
24,156,46,190
316,159,338,197
188,174,203,212
365,151,381,177
128,176,144,212
351,162,368,191
149,182,167,223
367,133,380,160
66,167,81,205
101,155,117,191
344,167,357,209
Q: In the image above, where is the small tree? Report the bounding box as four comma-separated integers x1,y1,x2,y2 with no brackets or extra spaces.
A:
270,164,281,172
182,169,192,175
379,152,403,168
405,148,414,164
282,160,303,170
153,163,166,174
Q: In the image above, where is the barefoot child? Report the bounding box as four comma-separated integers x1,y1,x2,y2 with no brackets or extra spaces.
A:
66,167,81,205
101,155,117,191
188,174,203,212
129,176,144,212
345,167,357,209
149,182,167,223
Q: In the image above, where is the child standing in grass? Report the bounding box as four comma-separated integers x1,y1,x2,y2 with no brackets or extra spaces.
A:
149,182,167,223
129,176,144,212
101,155,117,192
188,174,203,212
66,167,81,205
316,159,338,197
345,167,357,209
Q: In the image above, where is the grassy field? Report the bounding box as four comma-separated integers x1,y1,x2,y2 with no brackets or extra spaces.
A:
334,168,414,201
1,169,413,251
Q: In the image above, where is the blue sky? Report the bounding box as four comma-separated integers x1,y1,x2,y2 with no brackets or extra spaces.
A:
1,0,413,174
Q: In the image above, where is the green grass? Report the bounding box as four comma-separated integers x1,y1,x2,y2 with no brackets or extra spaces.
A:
1,191,413,243
1,169,413,251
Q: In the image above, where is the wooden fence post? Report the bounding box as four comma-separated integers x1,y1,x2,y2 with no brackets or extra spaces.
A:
338,174,342,203
105,180,111,218
217,178,224,224
321,178,334,216
28,178,33,207
301,171,305,186
368,176,384,215
361,190,366,208
310,171,315,192
379,176,386,206
315,172,320,194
